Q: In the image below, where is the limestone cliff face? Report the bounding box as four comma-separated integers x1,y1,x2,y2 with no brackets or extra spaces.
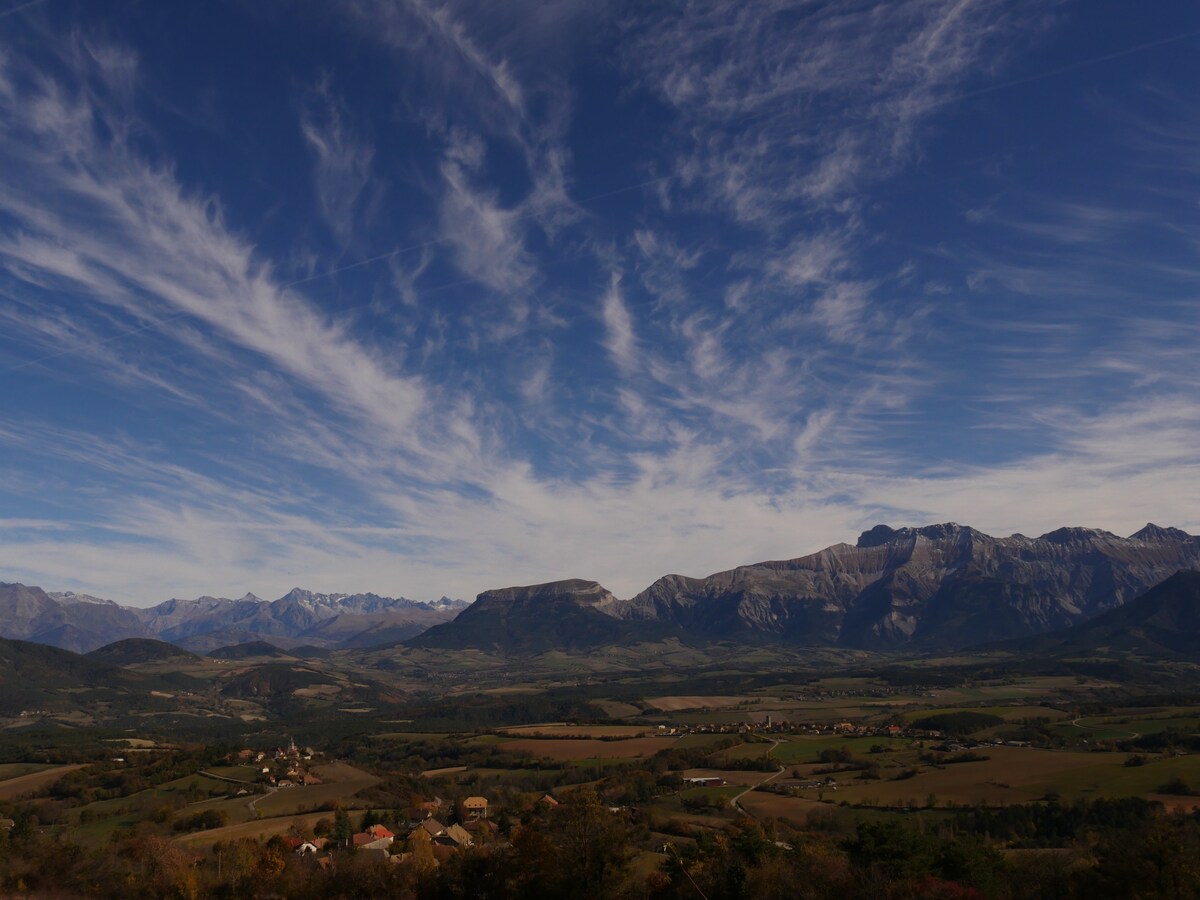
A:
618,523,1200,650
406,524,1200,654
410,579,653,652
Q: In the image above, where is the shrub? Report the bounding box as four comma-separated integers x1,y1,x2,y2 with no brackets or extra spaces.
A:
1157,777,1195,796
913,712,1004,736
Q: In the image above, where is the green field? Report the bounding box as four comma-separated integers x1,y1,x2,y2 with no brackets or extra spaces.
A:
679,785,744,805
250,776,380,817
203,764,262,781
712,741,775,762
1026,753,1200,800
1051,714,1200,742
371,731,453,741
674,734,741,750
770,736,914,764
68,774,240,843
564,757,646,769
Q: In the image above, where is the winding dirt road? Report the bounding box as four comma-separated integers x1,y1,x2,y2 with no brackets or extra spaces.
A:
731,739,785,818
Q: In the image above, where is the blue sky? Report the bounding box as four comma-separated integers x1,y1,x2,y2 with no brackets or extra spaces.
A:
1,0,1198,605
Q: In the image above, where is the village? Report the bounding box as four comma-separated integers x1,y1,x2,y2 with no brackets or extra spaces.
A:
274,793,501,869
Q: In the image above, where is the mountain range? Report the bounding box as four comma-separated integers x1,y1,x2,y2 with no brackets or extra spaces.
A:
412,522,1200,654
0,583,468,653
4,522,1198,656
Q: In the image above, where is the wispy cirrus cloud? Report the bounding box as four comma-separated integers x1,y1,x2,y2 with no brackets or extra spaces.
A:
599,273,637,375
336,0,582,298
625,0,1051,222
0,40,449,462
299,77,380,246
436,130,537,296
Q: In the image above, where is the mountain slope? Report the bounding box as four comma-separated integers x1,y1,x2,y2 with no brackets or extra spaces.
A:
86,638,200,666
1029,569,1200,657
410,579,655,653
208,640,292,660
0,636,162,715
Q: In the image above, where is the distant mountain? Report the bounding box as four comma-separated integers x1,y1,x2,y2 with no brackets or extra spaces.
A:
429,596,470,612
0,581,466,653
0,584,486,654
87,638,200,666
414,523,1200,654
1024,569,1200,658
315,615,438,649
411,579,654,653
0,583,148,652
49,590,122,607
137,588,463,652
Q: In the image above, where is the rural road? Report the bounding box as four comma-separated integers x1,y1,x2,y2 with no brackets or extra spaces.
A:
196,769,276,813
731,739,785,818
247,786,278,814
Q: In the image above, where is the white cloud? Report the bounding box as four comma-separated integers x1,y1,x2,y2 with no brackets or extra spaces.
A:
437,133,536,295
299,78,379,245
600,273,637,374
624,0,1047,222
0,39,486,480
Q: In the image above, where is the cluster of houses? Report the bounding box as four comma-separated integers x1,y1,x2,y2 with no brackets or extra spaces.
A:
280,795,495,867
228,737,323,788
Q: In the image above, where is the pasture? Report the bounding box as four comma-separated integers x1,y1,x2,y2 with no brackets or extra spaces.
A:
737,791,827,822
249,763,379,817
502,737,677,760
769,736,914,765
825,748,1125,807
0,764,85,801
499,724,655,738
645,696,759,712
176,811,333,847
0,763,53,782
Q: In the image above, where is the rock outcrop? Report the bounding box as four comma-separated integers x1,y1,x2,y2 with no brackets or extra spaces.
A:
617,523,1200,650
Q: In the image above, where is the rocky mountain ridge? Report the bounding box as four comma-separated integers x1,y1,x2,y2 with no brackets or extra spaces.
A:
412,579,643,652
613,522,1200,650
413,522,1200,653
